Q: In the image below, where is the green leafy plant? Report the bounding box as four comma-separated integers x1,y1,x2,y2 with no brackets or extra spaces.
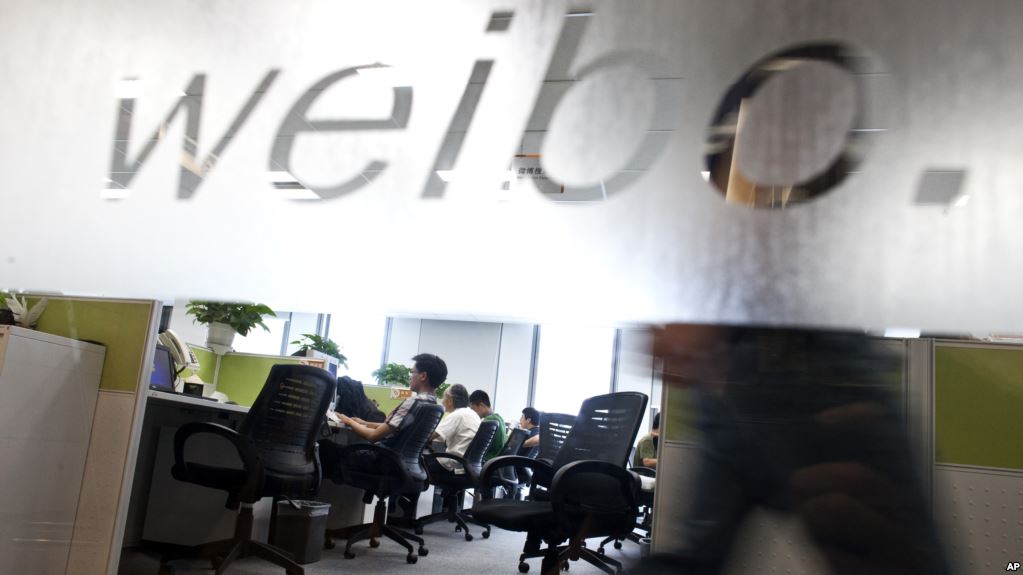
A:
372,362,411,386
434,382,451,400
291,334,348,367
186,301,276,336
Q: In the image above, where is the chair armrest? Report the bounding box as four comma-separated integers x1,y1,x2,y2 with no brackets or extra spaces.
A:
550,460,640,531
479,455,554,496
422,452,472,481
172,422,263,495
630,466,656,478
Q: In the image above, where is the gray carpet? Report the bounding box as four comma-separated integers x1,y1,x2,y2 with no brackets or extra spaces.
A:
119,524,642,575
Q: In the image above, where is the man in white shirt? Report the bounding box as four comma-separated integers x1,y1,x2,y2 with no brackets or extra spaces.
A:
431,384,481,472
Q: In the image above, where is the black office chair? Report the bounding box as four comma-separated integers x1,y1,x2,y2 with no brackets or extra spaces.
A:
322,401,444,564
417,420,499,540
597,466,655,556
472,392,648,574
536,412,575,464
549,461,640,574
162,364,336,575
494,428,530,499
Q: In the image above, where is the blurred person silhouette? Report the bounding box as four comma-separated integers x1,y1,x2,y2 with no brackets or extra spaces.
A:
632,324,948,575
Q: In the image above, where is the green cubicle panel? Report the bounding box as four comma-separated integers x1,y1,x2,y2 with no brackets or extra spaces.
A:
34,297,157,392
935,343,1023,470
187,345,217,384
215,353,316,407
362,384,405,416
662,383,700,444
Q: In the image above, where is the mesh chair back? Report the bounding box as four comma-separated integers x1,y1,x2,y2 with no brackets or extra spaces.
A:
501,428,529,456
463,420,499,477
383,401,444,482
496,428,529,486
551,392,648,471
240,364,337,480
538,413,575,463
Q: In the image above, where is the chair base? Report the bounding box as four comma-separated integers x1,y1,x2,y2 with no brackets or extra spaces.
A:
158,504,303,575
417,509,491,541
325,497,428,564
518,540,623,575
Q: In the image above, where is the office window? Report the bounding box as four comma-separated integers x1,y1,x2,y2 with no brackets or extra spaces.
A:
231,315,290,355
327,314,388,385
532,324,616,416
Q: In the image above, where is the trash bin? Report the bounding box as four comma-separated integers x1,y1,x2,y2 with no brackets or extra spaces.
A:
274,500,331,564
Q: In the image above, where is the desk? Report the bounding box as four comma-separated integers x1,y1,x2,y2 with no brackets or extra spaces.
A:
123,391,258,548
122,392,369,551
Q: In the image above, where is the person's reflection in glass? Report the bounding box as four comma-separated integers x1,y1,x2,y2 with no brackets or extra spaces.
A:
636,325,949,575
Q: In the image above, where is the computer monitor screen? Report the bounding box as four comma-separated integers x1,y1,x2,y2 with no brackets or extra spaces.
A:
150,344,176,391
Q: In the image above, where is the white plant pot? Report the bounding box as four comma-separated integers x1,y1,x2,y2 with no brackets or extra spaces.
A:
206,322,237,351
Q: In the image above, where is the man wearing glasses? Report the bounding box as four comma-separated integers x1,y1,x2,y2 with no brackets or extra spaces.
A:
336,353,446,445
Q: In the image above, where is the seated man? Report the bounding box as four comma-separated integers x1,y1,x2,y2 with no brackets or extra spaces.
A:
518,407,542,457
322,353,446,468
469,390,506,461
429,384,480,473
633,412,660,468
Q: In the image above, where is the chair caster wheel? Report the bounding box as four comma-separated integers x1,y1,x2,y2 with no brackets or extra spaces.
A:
598,547,605,555
482,529,490,539
518,561,530,573
455,526,462,532
562,561,570,571
464,533,473,542
406,554,418,564
614,541,622,550
344,551,356,559
324,537,336,550
369,538,380,548
414,526,424,535
418,546,429,557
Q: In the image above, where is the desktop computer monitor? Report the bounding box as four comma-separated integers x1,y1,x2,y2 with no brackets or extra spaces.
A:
150,344,176,391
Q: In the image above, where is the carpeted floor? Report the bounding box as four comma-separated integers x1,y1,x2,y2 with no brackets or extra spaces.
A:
119,522,642,575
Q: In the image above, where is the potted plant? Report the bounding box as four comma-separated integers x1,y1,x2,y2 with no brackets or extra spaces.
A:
372,362,411,387
290,334,348,367
3,294,47,329
0,292,13,326
186,301,276,351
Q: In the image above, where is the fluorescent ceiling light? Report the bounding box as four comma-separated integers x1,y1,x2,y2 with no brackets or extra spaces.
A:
953,194,970,207
436,170,515,183
701,171,711,182
115,79,143,99
100,188,131,200
884,327,921,338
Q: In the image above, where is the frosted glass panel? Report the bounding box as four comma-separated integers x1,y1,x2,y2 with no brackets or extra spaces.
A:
533,325,615,415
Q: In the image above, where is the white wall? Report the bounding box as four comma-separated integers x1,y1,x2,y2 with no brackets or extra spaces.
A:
418,319,502,397
385,318,422,367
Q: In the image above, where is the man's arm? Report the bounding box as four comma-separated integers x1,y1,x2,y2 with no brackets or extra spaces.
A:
344,415,379,429
339,414,393,442
642,457,658,468
523,434,540,448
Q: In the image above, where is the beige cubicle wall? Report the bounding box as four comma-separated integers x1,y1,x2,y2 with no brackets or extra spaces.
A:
30,296,160,575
